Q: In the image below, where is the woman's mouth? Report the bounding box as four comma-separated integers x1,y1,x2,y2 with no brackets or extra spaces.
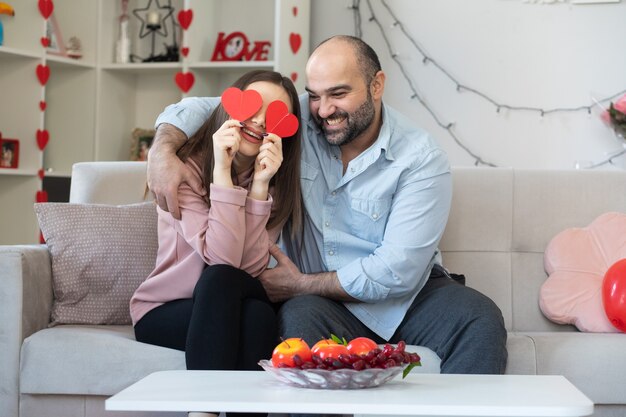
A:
241,127,263,144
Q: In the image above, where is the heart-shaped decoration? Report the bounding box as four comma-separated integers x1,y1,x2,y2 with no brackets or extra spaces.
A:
39,101,47,111
36,64,50,86
36,190,48,203
266,100,299,138
290,72,298,82
221,87,263,121
178,9,193,30
41,37,51,48
38,169,45,180
289,33,301,54
36,129,49,150
39,231,45,244
174,71,195,93
293,6,298,16
0,131,2,139
38,0,54,19
181,47,189,57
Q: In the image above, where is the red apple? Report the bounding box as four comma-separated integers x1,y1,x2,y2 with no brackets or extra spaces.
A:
347,337,378,356
313,343,350,361
311,338,338,355
271,338,312,368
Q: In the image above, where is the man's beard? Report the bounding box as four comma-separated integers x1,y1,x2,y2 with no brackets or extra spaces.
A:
317,95,375,147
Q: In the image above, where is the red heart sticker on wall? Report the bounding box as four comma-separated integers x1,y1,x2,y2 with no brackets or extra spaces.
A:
289,33,301,54
266,100,299,138
178,9,193,30
39,101,47,111
36,64,50,86
41,37,50,48
174,71,195,93
38,169,45,180
36,190,48,203
293,6,298,16
181,47,189,57
38,0,54,19
290,72,298,82
221,87,263,121
36,129,49,150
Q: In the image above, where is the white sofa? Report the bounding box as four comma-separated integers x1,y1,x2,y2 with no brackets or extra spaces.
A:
2,161,626,417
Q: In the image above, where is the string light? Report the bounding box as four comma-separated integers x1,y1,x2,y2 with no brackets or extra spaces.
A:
352,0,626,168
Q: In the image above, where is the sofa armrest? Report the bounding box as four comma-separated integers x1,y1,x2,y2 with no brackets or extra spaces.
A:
0,244,53,417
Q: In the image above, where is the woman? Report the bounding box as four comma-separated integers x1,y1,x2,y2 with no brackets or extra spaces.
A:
130,70,302,417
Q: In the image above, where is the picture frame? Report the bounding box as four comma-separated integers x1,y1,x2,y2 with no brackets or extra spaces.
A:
130,128,155,161
0,138,19,169
46,14,68,57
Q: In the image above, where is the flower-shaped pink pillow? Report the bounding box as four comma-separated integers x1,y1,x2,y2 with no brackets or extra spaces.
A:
541,212,626,332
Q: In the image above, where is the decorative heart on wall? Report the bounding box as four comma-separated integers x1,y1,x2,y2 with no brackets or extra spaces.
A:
41,37,50,48
39,101,47,111
174,71,195,93
221,87,263,121
293,6,298,16
38,169,45,180
178,9,193,30
181,47,189,57
266,100,299,138
38,0,54,19
36,129,49,150
289,33,301,54
36,190,48,203
36,64,50,86
290,72,298,82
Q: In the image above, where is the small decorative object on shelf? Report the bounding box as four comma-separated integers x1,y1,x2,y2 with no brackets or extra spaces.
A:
0,136,20,169
46,13,68,57
130,128,155,161
0,2,15,46
65,36,82,59
211,31,271,62
115,0,131,63
131,0,179,63
603,93,626,141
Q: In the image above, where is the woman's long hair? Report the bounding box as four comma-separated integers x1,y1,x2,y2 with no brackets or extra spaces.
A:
176,70,303,236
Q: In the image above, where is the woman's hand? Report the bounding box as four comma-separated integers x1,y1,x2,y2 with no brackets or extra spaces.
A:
253,133,283,185
212,120,243,186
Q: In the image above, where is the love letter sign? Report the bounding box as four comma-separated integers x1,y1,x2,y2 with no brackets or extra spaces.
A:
221,87,263,121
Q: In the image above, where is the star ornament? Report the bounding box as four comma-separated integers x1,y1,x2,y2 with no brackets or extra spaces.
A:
132,0,174,39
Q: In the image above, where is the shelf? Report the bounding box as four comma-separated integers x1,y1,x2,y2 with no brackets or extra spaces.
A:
190,61,276,69
0,46,41,60
0,169,38,177
101,62,182,73
46,54,96,69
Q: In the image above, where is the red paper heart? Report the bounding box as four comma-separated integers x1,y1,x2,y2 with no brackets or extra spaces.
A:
289,33,301,54
41,37,50,48
0,131,3,139
39,101,47,111
221,87,263,121
38,0,54,19
178,9,193,30
293,6,298,16
39,231,45,244
36,190,48,203
36,129,49,150
174,71,195,93
266,100,299,138
181,47,189,57
36,64,50,86
38,169,45,180
290,72,298,82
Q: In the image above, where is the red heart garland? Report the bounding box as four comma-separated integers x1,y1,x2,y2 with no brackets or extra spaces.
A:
0,131,2,139
38,0,54,19
181,47,189,57
177,9,193,30
221,87,263,121
174,71,195,93
39,231,45,244
36,129,49,150
290,72,298,82
36,190,48,203
39,101,47,111
266,100,299,138
293,6,298,16
289,33,302,54
36,64,50,86
41,37,51,48
38,169,45,180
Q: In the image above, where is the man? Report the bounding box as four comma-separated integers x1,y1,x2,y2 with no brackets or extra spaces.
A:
148,35,507,374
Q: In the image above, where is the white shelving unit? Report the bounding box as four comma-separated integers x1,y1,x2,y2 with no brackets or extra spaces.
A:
0,0,310,244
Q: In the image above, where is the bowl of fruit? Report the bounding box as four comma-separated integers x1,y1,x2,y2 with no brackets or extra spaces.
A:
259,335,421,389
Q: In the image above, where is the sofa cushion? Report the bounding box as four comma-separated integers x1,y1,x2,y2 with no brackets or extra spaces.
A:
34,202,158,325
540,212,626,333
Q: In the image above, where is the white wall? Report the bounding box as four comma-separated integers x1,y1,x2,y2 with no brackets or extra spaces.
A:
310,0,626,169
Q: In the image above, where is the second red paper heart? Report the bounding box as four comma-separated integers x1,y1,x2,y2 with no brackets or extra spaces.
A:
266,100,299,138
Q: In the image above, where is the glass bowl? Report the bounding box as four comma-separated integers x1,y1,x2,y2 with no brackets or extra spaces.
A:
258,359,406,389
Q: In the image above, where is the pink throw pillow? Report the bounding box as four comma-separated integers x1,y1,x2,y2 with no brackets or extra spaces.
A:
541,212,626,332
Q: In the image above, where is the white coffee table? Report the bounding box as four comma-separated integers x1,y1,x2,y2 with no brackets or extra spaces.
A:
106,370,593,417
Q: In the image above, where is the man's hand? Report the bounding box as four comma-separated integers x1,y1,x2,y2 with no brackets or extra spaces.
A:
259,244,357,303
147,123,204,220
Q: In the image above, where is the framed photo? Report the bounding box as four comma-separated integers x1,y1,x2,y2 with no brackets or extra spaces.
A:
46,14,68,57
0,138,19,169
130,128,155,161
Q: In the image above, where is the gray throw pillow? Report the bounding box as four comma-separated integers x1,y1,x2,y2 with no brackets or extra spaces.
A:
34,202,158,326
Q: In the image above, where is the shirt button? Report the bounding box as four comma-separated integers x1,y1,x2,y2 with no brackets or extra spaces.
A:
350,167,355,172
328,250,334,256
372,213,379,219
325,222,330,227
331,191,336,196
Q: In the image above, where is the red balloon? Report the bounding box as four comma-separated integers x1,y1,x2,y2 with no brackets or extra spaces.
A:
602,258,626,332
